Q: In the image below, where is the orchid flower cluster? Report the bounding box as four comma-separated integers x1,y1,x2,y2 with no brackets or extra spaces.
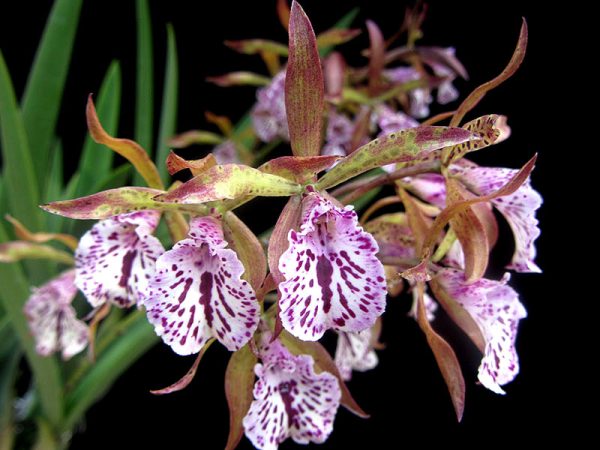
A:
1,1,540,449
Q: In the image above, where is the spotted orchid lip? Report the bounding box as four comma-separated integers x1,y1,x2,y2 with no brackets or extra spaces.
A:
334,329,379,381
243,337,341,449
278,191,387,341
144,216,259,355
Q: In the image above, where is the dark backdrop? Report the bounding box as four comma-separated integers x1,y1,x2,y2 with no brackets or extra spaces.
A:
1,0,571,447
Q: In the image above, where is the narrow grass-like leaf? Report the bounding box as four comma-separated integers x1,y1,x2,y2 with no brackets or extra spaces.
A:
0,344,19,450
135,0,154,151
73,61,122,198
0,223,63,428
21,0,83,184
0,51,42,231
156,25,179,185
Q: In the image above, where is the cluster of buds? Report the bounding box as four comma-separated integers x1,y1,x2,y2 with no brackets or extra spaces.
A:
1,1,539,449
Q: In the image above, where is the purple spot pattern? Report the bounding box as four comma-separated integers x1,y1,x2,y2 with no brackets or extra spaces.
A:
436,268,527,394
278,192,387,341
144,216,259,355
251,71,289,142
451,165,543,273
75,210,164,308
243,338,341,449
23,270,88,360
334,329,378,381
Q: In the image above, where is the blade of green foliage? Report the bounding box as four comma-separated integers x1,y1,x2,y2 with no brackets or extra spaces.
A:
63,311,158,431
43,141,64,232
0,343,19,450
0,222,63,428
135,0,154,151
0,175,6,219
155,25,179,185
72,61,122,199
0,51,42,231
319,7,360,57
21,0,83,185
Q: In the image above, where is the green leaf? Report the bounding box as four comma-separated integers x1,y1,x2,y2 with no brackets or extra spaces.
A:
285,1,324,158
72,61,122,199
319,7,360,57
63,312,158,431
316,127,477,190
0,51,42,231
44,141,64,232
155,24,179,185
135,0,154,152
21,0,83,185
0,222,63,428
0,344,20,450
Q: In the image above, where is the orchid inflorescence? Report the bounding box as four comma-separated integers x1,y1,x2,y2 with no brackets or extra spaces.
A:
1,1,540,448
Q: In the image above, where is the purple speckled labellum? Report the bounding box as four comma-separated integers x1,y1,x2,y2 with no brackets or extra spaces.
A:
222,211,267,292
285,1,325,158
279,330,369,419
166,151,217,177
86,96,163,189
224,345,257,450
415,282,465,421
150,339,214,395
446,178,489,282
451,19,527,127
366,20,385,95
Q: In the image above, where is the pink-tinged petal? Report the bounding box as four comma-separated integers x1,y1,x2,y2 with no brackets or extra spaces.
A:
278,192,387,341
409,288,438,322
75,211,164,308
443,239,465,270
334,329,378,381
384,66,420,84
252,71,289,142
426,48,460,104
452,165,542,273
212,140,241,165
435,268,527,394
243,338,341,449
409,88,432,119
402,173,447,209
24,270,88,360
145,217,259,354
375,105,420,136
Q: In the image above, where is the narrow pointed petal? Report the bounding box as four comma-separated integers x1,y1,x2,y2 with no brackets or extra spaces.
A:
0,241,74,265
324,52,345,101
316,28,361,48
5,214,78,250
452,165,542,272
206,71,271,87
166,151,216,176
434,269,527,394
168,130,224,148
278,192,387,341
268,195,302,285
243,338,341,449
334,329,378,381
286,1,324,157
75,211,164,308
145,217,259,354
23,270,88,360
366,20,385,94
260,155,341,183
409,287,438,322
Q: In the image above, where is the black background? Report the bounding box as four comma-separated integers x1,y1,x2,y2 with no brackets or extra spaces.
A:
0,0,572,448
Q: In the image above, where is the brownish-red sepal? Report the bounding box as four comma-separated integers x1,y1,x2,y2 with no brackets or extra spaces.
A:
429,275,485,353
223,211,267,292
166,151,217,177
86,95,163,189
370,317,385,350
451,19,528,127
285,1,325,158
268,195,302,285
279,330,370,418
224,39,289,56
418,46,469,80
271,301,284,343
400,259,431,283
168,130,224,148
398,188,430,255
420,154,538,265
415,282,465,421
256,273,277,303
316,28,362,49
205,111,234,137
446,178,489,282
87,302,111,362
206,71,271,87
277,0,291,31
224,344,258,450
324,52,346,102
384,265,404,297
348,107,371,154
0,241,73,265
151,340,214,395
260,155,341,183
366,20,385,95
5,214,78,251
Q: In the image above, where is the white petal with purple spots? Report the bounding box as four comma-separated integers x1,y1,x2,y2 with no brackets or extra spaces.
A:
452,165,542,273
24,270,88,360
243,339,341,450
334,329,378,381
75,211,164,308
435,268,527,394
375,105,420,136
278,192,387,341
402,173,447,209
144,216,259,355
